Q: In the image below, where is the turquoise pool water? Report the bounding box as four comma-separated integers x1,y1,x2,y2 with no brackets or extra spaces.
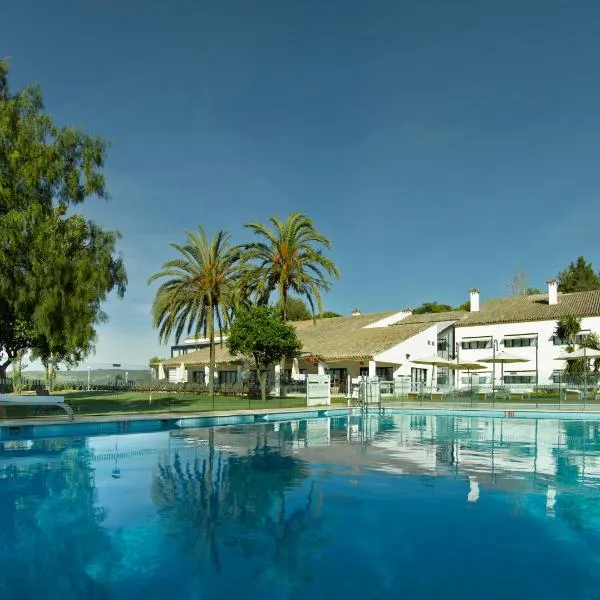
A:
2,413,600,599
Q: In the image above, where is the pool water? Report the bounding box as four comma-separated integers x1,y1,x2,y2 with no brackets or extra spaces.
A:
2,413,600,599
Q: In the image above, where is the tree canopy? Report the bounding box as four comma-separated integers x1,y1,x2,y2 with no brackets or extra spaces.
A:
284,297,312,321
557,257,600,293
411,301,471,315
239,212,340,319
148,227,240,395
226,305,302,400
412,302,455,315
0,59,126,376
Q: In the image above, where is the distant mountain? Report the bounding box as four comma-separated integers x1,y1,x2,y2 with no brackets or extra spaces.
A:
21,368,152,385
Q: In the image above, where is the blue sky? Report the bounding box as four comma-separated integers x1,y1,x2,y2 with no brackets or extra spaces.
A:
2,0,600,368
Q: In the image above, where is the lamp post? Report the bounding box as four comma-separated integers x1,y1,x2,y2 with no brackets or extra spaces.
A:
87,366,91,391
455,342,460,390
492,339,498,397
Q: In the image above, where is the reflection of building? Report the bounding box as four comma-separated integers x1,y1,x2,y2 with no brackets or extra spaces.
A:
155,282,600,391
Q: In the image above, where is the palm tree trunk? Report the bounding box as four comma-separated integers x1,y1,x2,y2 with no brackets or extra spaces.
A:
208,304,215,397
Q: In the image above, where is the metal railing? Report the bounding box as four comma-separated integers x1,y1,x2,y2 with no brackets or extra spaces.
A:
377,374,600,409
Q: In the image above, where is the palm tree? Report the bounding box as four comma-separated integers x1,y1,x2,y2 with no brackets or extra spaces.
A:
239,212,340,320
555,314,582,349
148,227,240,395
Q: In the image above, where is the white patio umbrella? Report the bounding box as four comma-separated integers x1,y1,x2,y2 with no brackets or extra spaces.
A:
454,360,487,371
412,354,460,393
554,348,600,361
453,360,486,388
554,347,600,392
477,351,529,386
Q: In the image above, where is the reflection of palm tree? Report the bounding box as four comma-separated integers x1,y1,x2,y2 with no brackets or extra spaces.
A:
152,430,224,571
151,428,322,588
259,481,324,591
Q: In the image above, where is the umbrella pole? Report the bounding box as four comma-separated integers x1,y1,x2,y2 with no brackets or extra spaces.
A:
585,346,588,403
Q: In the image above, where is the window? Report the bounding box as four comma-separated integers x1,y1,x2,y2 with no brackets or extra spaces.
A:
191,370,205,383
359,367,369,377
437,339,448,352
376,367,393,381
461,338,492,350
327,368,347,384
219,371,237,384
553,333,590,346
461,374,490,384
504,337,537,348
503,373,536,384
411,368,427,383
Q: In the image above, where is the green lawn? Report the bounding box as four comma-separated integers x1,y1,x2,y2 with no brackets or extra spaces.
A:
1,390,347,420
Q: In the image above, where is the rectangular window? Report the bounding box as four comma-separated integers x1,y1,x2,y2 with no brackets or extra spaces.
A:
504,337,537,348
219,371,237,384
503,373,536,384
460,375,490,384
327,368,348,384
461,338,492,350
411,368,427,383
376,367,393,381
553,333,590,346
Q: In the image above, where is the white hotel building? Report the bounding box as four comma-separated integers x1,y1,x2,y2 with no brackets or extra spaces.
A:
156,280,600,391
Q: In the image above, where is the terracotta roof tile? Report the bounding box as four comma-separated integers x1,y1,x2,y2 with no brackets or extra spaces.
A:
458,290,600,326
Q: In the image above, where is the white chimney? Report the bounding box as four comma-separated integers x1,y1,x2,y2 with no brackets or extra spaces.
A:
547,279,558,305
469,288,480,312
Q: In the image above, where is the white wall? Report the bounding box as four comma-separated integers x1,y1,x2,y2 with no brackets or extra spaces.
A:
364,311,412,328
375,325,440,379
456,316,600,384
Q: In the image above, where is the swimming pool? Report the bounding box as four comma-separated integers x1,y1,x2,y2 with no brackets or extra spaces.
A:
1,412,600,599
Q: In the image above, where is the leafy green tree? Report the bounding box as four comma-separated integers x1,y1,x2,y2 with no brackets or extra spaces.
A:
226,305,302,400
581,333,600,373
148,227,240,396
555,314,582,348
0,59,126,376
322,311,341,318
555,314,586,374
284,297,312,321
412,302,455,315
557,256,600,293
10,351,26,394
239,212,340,320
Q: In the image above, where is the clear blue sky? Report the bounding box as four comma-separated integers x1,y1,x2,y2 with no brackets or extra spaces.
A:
2,0,600,368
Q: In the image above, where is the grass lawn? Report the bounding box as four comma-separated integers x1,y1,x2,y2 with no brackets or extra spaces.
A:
0,390,348,420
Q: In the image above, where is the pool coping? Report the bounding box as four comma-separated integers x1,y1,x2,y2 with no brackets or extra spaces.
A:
3,401,600,428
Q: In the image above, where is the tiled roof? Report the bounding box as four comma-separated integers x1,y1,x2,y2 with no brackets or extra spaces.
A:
299,321,433,361
391,310,469,326
161,310,434,366
162,344,238,367
458,290,600,327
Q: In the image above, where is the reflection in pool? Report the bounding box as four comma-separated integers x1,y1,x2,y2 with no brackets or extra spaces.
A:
2,414,600,599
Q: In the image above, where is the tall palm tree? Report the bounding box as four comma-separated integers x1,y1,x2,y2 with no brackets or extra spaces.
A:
239,212,340,320
148,227,240,395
